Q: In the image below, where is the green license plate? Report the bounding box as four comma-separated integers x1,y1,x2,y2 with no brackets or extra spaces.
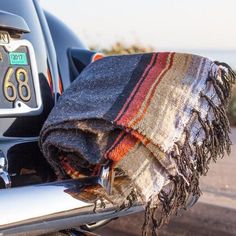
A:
9,52,28,65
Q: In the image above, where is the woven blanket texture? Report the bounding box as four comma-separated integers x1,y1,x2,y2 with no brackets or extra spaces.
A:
40,52,235,235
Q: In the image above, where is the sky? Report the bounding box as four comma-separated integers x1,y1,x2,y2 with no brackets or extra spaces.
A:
40,0,236,68
40,0,236,50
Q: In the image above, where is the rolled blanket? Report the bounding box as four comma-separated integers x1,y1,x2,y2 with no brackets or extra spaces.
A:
39,52,235,234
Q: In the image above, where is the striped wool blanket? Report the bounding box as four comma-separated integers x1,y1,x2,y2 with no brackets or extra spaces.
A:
40,52,235,235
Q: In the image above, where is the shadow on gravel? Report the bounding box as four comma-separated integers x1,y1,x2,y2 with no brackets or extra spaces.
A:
96,202,236,236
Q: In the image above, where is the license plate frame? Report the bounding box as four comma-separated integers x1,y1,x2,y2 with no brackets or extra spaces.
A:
0,32,42,117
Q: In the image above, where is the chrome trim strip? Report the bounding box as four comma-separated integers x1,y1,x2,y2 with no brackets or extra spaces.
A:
0,178,144,235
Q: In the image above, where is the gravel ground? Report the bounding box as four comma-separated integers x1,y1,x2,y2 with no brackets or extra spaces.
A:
96,203,236,236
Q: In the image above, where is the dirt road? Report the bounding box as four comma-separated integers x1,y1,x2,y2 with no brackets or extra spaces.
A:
96,128,236,236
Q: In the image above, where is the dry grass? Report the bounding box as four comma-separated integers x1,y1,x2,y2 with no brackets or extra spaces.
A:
90,42,154,55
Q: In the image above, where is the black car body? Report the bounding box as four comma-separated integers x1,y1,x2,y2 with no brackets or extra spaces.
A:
0,0,87,188
0,1,143,235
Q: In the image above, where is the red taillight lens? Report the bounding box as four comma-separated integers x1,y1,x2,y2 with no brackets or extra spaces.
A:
92,53,104,62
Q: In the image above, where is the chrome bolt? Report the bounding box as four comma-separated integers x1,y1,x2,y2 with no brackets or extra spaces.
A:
0,156,11,188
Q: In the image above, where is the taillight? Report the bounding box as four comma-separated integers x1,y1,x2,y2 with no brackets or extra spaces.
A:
58,75,63,95
47,68,53,95
68,49,105,79
92,53,104,62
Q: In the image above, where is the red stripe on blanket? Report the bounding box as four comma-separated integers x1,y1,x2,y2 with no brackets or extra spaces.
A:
107,134,139,163
131,130,150,146
105,131,126,158
129,52,175,128
116,53,171,126
114,53,157,122
106,129,151,164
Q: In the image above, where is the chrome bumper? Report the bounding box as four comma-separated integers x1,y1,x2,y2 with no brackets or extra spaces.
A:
0,178,144,235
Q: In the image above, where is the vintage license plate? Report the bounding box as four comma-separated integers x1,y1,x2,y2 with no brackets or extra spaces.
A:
0,32,42,116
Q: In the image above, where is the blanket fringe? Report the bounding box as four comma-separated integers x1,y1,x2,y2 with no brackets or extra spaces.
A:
142,62,235,235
